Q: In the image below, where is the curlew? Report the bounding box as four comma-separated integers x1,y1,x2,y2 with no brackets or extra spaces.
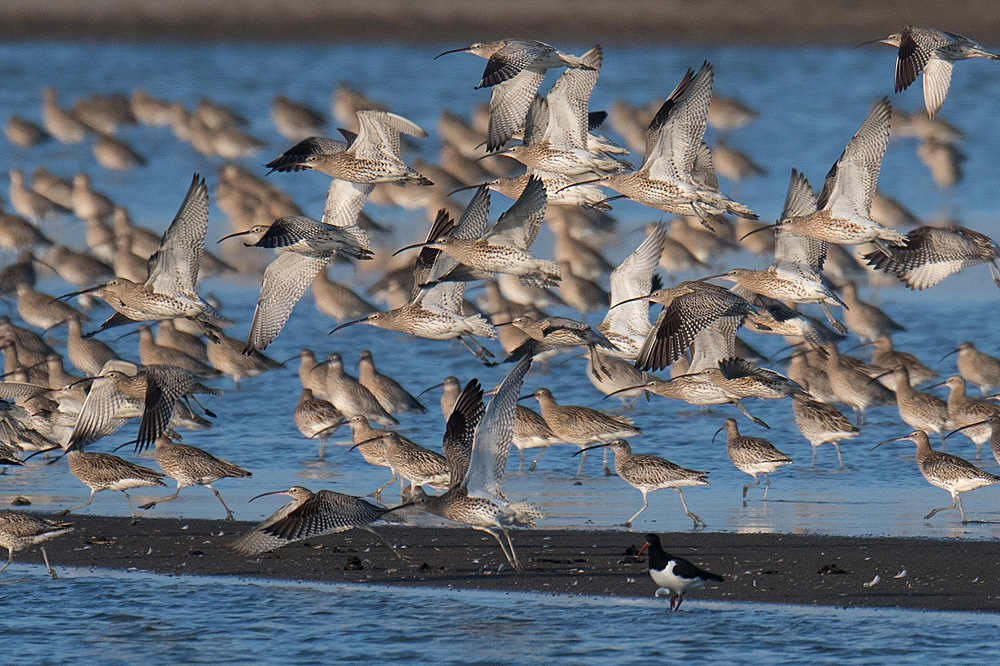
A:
866,25,999,117
874,430,1000,523
293,388,344,461
229,486,408,559
357,349,426,415
716,418,793,500
0,511,73,579
942,341,1000,396
576,439,708,527
138,436,251,520
792,398,860,469
521,387,640,476
59,450,167,523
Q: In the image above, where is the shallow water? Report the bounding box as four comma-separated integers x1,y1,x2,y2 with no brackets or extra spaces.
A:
2,40,1000,658
3,568,1000,666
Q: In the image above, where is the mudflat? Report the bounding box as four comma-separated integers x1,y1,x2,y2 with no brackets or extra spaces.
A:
13,514,1000,612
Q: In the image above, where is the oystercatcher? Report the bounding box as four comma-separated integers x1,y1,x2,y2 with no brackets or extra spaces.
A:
638,533,723,610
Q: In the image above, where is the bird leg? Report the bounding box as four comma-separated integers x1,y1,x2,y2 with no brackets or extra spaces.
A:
603,448,614,476
528,447,547,472
676,488,706,528
317,441,326,461
497,526,523,572
517,449,525,473
832,443,844,470
459,336,496,365
924,493,960,521
368,471,397,498
122,491,142,524
139,485,182,511
762,474,772,501
57,489,97,516
575,449,587,477
41,545,57,579
206,484,235,520
0,548,13,574
743,476,760,498
673,594,684,611
625,490,649,527
362,526,411,562
819,303,848,335
810,445,819,469
187,394,216,419
732,399,770,428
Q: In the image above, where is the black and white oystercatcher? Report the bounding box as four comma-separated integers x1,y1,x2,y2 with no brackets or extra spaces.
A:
638,533,723,610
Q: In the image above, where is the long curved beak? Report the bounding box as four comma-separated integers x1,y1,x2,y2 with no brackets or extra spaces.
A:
448,183,487,196
249,489,292,503
434,46,472,59
330,318,368,335
114,329,141,342
477,151,507,162
871,435,912,451
700,273,731,281
516,393,535,402
416,382,444,399
604,384,647,399
280,354,301,365
940,348,960,362
923,379,947,390
738,223,777,243
845,341,874,353
867,369,894,384
572,442,610,457
55,284,105,301
217,230,253,244
555,177,603,195
946,419,992,439
66,375,101,389
348,434,388,451
856,38,891,48
667,372,701,381
609,294,651,310
392,241,434,257
711,424,726,445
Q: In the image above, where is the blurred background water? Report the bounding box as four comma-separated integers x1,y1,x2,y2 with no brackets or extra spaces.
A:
1,40,999,660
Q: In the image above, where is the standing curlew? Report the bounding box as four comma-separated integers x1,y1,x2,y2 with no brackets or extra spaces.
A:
867,336,937,387
934,376,1000,455
435,38,596,152
352,430,450,497
66,316,121,376
205,331,283,389
521,387,640,476
941,341,1000,396
57,175,234,342
840,281,905,343
716,418,793,500
138,436,251,519
863,225,1000,290
948,415,1000,468
0,511,73,579
346,415,399,496
357,350,426,415
322,352,397,427
822,343,895,425
792,398,860,469
512,404,562,472
874,430,1000,523
639,533,723,611
418,375,463,421
228,486,409,559
293,388,344,461
866,25,999,117
132,325,221,378
576,439,708,527
59,449,167,523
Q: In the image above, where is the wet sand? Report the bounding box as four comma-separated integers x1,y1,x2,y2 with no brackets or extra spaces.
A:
15,514,1000,612
0,0,999,44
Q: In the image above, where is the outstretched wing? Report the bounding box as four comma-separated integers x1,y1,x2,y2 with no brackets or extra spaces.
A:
146,174,209,295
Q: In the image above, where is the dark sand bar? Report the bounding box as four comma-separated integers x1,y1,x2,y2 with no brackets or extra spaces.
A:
1,0,1000,45
15,514,1000,612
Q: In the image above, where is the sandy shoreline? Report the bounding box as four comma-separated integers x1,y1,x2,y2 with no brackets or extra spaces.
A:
11,514,999,612
0,1,999,45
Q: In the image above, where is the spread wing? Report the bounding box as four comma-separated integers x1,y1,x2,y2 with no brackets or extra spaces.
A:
146,174,209,295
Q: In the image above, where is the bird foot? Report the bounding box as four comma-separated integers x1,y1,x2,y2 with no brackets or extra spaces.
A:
49,570,59,580
225,513,235,521
54,509,70,517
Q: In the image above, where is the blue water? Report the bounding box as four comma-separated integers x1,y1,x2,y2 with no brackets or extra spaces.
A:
2,41,1000,659
2,569,999,666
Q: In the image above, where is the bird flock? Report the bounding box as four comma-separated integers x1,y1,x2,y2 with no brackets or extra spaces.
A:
2,28,1000,587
